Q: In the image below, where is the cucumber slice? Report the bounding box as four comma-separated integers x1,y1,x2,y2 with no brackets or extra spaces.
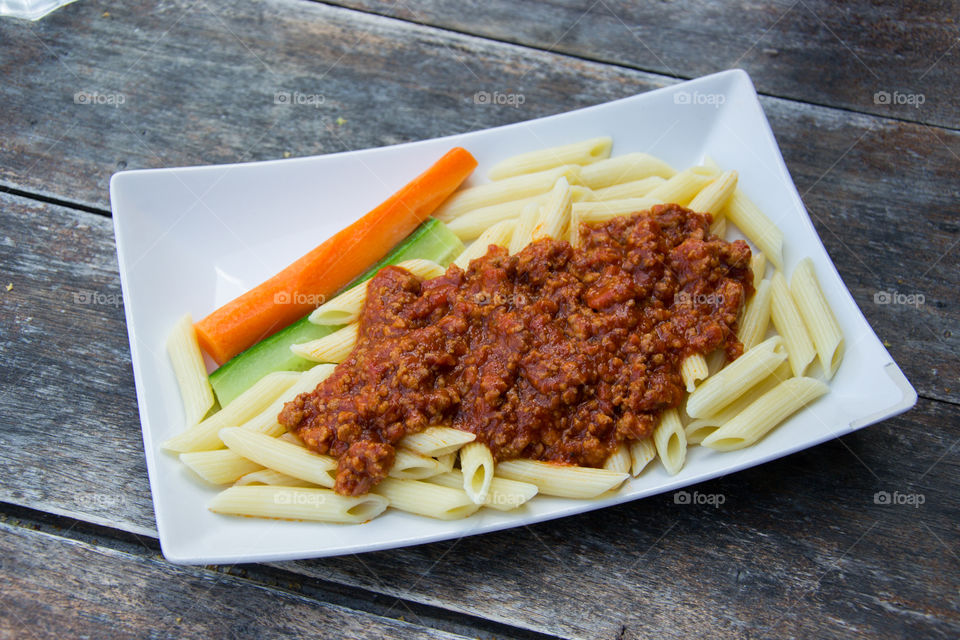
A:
208,218,464,407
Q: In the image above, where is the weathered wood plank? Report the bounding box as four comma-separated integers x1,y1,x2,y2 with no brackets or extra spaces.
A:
0,521,474,640
1,193,958,638
327,0,960,129
1,3,956,399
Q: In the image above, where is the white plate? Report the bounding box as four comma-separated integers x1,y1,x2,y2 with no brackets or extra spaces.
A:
111,69,916,565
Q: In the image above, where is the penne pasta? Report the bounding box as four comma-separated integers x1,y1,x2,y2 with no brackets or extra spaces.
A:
684,362,791,445
209,485,388,524
685,336,787,418
488,136,612,180
219,427,337,488
435,452,456,473
234,469,316,487
163,371,300,453
750,251,767,285
646,167,716,206
591,176,665,201
495,460,628,498
435,165,581,220
680,354,709,392
653,408,686,475
453,219,516,269
738,278,772,351
724,190,784,270
309,259,445,325
579,153,676,189
687,170,738,217
390,449,449,480
790,258,844,380
239,364,336,437
167,313,215,426
570,196,664,225
508,201,541,254
710,215,726,237
602,445,632,474
459,442,495,504
429,471,538,511
399,426,476,457
374,478,481,520
770,272,817,377
290,323,358,363
180,449,264,485
531,176,573,242
701,377,829,451
446,194,544,241
629,437,657,476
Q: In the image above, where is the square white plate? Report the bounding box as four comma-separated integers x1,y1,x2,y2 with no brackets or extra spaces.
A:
111,69,916,565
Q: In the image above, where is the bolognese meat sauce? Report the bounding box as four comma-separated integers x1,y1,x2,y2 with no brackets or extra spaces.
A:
278,204,753,495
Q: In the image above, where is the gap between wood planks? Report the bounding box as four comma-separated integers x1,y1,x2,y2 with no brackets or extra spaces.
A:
0,500,562,640
305,0,960,133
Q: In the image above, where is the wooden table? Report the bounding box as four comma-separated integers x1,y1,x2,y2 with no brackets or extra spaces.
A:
1,1,957,638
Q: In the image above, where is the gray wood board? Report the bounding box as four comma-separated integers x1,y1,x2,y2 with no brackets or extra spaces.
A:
326,0,960,128
0,520,475,640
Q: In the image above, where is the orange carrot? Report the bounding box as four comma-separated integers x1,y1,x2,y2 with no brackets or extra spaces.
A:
195,147,477,364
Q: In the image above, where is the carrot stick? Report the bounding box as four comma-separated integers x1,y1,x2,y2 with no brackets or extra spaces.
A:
195,147,477,364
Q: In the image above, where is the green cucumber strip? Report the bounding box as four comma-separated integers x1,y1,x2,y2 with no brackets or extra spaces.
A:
208,218,464,407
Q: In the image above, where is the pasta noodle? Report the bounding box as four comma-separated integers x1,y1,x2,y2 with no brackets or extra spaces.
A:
309,260,445,325
701,377,829,451
737,278,772,351
167,313,215,425
239,364,335,437
508,201,542,254
209,486,388,524
591,176,665,201
180,449,263,485
680,354,709,392
453,219,516,269
531,177,573,241
653,409,686,475
579,152,676,189
602,445,632,474
399,426,476,457
770,272,816,377
790,258,844,380
723,189,784,270
495,460,628,498
629,438,657,476
683,362,790,444
488,136,612,180
435,165,581,220
374,478,481,520
428,471,538,511
646,167,716,206
290,323,359,363
687,169,738,216
685,336,787,418
459,442,495,504
219,427,338,487
163,371,300,453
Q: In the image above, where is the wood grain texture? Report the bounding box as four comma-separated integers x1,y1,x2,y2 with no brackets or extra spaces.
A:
327,0,960,129
1,186,958,637
0,521,473,640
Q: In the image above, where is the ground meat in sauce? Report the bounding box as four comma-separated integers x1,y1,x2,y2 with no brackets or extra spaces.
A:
278,204,753,496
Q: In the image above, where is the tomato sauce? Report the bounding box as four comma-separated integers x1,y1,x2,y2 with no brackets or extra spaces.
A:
279,204,753,495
